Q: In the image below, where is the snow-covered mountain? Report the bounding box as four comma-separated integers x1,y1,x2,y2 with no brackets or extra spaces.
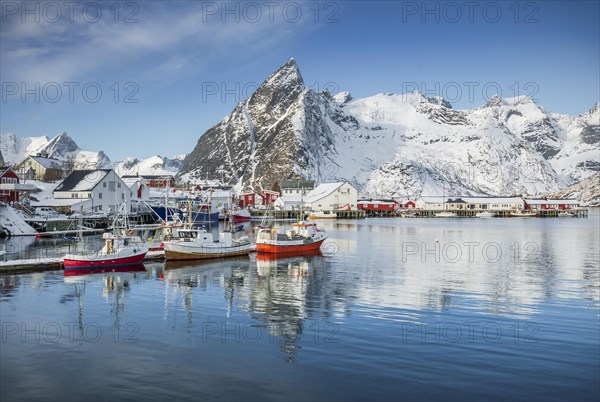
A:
0,131,111,169
543,173,600,207
179,59,599,197
114,154,185,176
0,131,185,176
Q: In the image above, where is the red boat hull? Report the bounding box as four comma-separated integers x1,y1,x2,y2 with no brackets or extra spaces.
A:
64,253,147,275
256,238,325,254
231,214,252,223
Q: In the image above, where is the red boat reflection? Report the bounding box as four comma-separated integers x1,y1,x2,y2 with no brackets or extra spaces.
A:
63,263,146,277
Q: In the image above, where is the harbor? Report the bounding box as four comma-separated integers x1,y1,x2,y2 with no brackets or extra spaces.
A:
1,209,599,401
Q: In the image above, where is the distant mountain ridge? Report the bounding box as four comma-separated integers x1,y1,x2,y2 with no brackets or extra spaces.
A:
179,58,599,198
0,131,184,176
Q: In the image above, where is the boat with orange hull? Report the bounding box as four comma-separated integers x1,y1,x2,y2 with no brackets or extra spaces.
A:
255,222,327,254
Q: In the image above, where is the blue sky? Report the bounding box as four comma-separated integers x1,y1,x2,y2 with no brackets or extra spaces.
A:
1,1,598,161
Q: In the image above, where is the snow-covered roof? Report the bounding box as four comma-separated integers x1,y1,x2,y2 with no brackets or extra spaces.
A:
461,197,524,204
277,195,302,203
29,156,63,169
304,182,346,203
54,169,111,192
525,199,579,205
419,196,525,204
122,177,145,187
31,198,92,208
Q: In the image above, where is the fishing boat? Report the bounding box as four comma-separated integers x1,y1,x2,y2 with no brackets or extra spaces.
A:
63,231,148,275
163,200,255,261
510,210,538,217
308,211,337,219
256,222,327,254
476,211,496,218
435,211,457,218
163,228,254,261
558,211,576,217
231,208,252,223
435,184,457,217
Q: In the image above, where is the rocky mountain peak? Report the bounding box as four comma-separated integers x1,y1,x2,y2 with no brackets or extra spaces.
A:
41,131,80,158
260,58,303,93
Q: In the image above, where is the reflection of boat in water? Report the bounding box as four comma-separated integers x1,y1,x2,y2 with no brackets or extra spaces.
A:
63,261,146,277
476,211,496,218
63,232,148,276
163,228,255,261
510,210,538,217
164,256,250,271
308,211,337,220
255,249,322,260
256,222,327,254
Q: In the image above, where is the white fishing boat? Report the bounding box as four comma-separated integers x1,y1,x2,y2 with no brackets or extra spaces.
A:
435,211,457,218
476,211,496,218
558,211,576,217
308,210,337,219
435,183,457,217
163,228,255,261
510,210,538,217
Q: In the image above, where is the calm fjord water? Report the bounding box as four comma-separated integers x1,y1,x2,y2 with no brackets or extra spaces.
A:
1,212,599,401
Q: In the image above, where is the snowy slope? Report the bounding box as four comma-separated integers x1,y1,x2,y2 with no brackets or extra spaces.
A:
543,173,600,206
0,205,37,236
114,155,185,176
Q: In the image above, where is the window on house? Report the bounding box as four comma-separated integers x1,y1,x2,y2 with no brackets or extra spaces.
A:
109,181,116,191
99,193,102,199
121,193,125,200
118,182,121,188
103,182,106,188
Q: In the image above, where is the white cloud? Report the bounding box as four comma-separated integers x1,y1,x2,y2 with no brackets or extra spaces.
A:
1,1,321,84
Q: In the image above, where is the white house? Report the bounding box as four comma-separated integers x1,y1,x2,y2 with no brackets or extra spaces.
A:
53,169,131,214
274,194,303,211
303,182,358,211
416,196,525,211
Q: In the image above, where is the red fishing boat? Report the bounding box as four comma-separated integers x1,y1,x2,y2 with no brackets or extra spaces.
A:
255,222,327,254
63,232,147,275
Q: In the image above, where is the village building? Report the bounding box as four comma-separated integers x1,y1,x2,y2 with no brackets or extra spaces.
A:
303,182,358,211
54,169,131,214
0,167,20,203
280,179,315,196
524,199,580,210
122,174,175,188
357,199,397,212
122,176,150,201
416,196,526,211
15,155,65,182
